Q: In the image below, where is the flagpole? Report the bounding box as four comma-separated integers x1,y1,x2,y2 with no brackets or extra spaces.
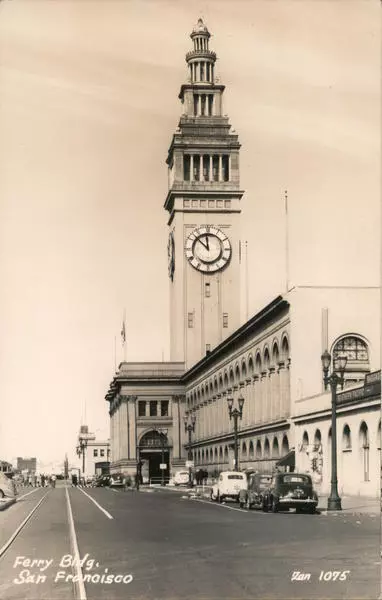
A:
121,308,127,363
284,189,289,293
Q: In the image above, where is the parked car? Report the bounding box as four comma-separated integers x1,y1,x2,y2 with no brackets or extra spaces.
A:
262,472,318,514
173,470,190,486
239,472,272,509
109,473,124,487
211,471,247,503
95,475,111,487
0,472,17,498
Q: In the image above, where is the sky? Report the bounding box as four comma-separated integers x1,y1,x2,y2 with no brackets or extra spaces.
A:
0,0,379,468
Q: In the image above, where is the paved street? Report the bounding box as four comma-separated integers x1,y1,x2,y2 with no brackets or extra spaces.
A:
0,483,379,600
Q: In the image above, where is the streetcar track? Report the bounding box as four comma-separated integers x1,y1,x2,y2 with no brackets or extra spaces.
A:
0,490,50,560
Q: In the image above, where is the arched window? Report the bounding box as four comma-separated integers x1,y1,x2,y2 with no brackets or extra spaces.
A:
242,442,247,458
359,422,369,482
332,335,370,385
249,441,254,458
241,360,247,380
255,440,262,459
281,435,289,455
281,336,289,363
224,446,229,461
302,431,309,449
272,342,280,367
342,424,352,450
272,437,279,458
264,438,270,458
314,429,322,447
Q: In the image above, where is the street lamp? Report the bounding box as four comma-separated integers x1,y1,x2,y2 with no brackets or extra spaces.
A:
76,438,88,476
321,350,347,511
227,394,245,471
156,427,168,487
183,413,196,487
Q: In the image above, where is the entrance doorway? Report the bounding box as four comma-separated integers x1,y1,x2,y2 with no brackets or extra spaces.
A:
138,430,171,484
140,450,170,484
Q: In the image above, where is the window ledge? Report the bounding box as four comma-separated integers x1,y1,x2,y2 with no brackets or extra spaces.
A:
342,448,352,453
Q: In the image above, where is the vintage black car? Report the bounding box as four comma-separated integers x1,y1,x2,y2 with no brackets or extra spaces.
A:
262,472,318,514
239,472,272,509
95,475,111,487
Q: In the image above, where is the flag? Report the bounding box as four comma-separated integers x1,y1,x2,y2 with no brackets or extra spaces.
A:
121,320,126,345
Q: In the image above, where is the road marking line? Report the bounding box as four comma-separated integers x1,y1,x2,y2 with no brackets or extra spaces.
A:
77,487,113,519
0,491,49,559
65,488,87,600
192,498,250,513
17,487,41,501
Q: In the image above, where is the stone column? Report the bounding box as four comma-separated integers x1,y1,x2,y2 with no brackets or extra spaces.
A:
252,375,259,425
261,371,267,423
127,396,137,460
245,378,252,427
145,400,149,417
269,367,276,421
172,395,182,459
190,155,194,181
209,155,213,181
218,155,222,181
119,398,128,460
200,155,203,181
197,95,201,116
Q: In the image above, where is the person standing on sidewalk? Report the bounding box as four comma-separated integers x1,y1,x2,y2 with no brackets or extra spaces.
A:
51,474,56,488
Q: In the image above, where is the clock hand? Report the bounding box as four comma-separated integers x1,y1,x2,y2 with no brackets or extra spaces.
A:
205,235,210,251
198,237,209,250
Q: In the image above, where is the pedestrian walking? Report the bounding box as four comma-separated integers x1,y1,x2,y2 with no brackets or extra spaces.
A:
51,474,56,488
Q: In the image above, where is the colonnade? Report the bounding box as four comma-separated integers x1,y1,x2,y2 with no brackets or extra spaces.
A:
193,93,214,116
184,154,229,182
188,361,290,443
189,61,214,83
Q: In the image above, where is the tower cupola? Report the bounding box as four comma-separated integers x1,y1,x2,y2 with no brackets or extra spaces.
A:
186,18,216,84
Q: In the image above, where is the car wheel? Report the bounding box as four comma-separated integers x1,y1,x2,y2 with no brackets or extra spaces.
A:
239,501,245,509
308,506,316,514
0,489,4,499
210,491,215,502
271,497,279,513
246,500,251,510
296,507,302,514
218,493,223,503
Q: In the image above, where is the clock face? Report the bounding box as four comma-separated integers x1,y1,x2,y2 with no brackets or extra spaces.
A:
168,231,175,280
185,226,231,273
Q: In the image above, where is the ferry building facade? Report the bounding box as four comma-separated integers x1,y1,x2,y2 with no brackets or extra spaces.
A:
105,20,380,497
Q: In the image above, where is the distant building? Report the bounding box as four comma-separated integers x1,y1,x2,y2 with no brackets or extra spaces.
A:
76,425,110,478
17,457,37,472
0,461,13,473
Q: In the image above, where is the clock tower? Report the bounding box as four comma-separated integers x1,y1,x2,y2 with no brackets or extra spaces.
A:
165,19,244,369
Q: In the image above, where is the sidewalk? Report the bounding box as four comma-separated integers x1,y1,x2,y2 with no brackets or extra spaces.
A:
152,485,380,515
318,494,380,515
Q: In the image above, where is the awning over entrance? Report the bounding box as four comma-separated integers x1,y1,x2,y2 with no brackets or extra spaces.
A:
276,449,295,470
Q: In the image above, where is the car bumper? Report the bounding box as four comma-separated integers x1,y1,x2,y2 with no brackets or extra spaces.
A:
279,498,318,508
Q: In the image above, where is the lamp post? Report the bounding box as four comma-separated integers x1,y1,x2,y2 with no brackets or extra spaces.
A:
227,394,245,471
183,413,196,487
76,438,88,476
157,428,167,487
321,350,347,511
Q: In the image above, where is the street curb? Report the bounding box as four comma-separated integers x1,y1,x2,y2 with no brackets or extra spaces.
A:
0,498,16,511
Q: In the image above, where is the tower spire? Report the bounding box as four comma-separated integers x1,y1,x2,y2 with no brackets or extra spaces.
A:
186,18,216,86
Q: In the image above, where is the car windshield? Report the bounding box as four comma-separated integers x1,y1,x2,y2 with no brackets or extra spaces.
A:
227,475,244,480
282,475,311,484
